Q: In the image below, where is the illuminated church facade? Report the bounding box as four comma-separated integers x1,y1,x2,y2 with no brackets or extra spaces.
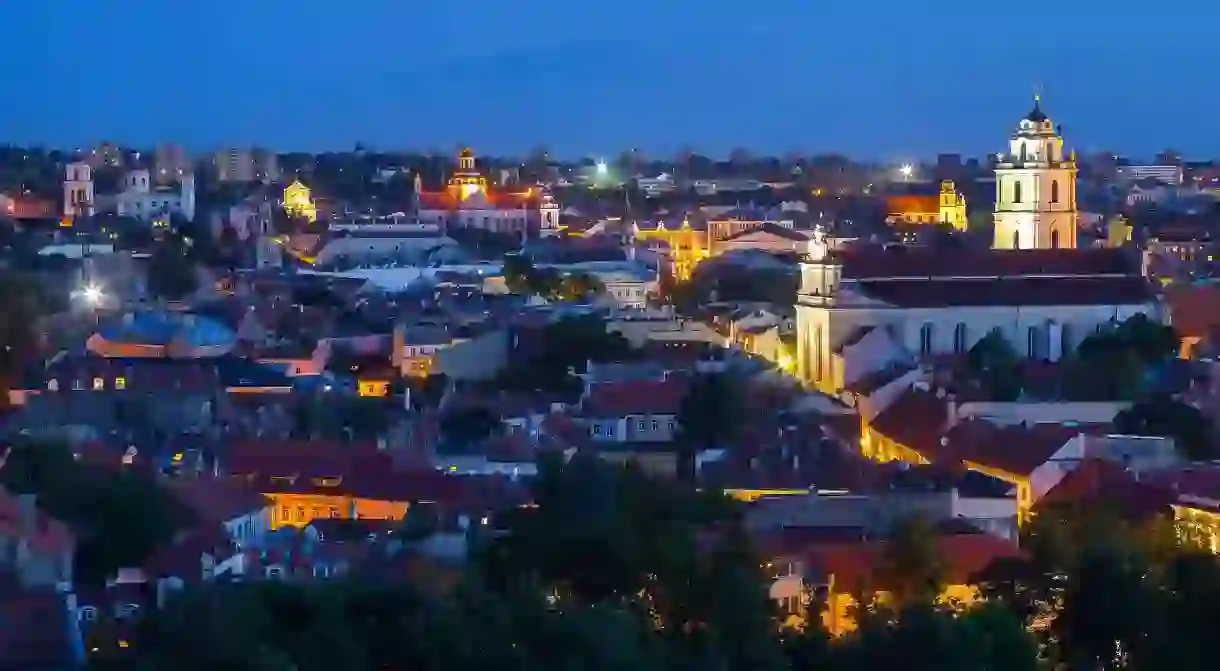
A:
992,97,1078,250
416,148,558,240
793,101,1157,397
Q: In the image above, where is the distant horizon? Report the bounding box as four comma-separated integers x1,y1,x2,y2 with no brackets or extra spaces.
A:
0,141,1196,167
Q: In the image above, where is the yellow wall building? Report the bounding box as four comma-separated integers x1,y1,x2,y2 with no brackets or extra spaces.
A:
633,219,709,282
283,179,317,223
885,180,967,230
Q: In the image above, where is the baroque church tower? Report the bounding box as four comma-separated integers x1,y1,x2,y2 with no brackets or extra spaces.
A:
992,97,1077,250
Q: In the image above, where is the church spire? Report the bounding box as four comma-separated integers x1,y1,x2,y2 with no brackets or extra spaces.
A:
1026,94,1048,122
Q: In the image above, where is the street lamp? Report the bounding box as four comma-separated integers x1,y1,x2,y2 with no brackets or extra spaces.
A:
75,283,104,306
899,164,914,180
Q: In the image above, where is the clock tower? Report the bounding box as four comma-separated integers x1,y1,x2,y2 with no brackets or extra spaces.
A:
993,97,1077,250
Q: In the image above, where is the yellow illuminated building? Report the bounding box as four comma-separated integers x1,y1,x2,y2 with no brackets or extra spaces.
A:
1106,214,1133,248
283,179,317,223
885,180,968,230
264,489,409,530
632,218,709,282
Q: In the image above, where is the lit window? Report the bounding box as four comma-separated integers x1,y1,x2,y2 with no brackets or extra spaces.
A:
115,377,126,390
47,379,58,391
92,377,105,391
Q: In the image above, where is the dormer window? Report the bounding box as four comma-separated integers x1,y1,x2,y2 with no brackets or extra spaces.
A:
78,606,98,622
93,377,105,391
47,379,58,392
114,376,126,390
72,379,83,391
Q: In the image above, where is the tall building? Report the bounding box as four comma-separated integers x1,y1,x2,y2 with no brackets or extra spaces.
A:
63,161,95,219
213,147,280,183
992,97,1077,250
153,143,192,184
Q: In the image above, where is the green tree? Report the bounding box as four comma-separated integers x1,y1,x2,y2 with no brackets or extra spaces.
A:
872,516,946,607
439,405,500,448
147,237,199,301
0,441,189,585
966,330,1022,401
675,372,743,480
1114,393,1216,460
0,273,43,399
834,602,1039,671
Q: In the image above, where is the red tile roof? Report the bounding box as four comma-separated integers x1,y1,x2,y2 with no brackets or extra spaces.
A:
886,195,940,215
1035,458,1174,520
945,420,1086,477
0,489,73,556
868,389,948,459
580,378,688,417
855,276,1154,308
1165,283,1220,342
165,478,270,526
806,531,1024,594
839,247,1138,280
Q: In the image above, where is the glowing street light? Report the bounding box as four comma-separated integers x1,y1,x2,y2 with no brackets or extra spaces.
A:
899,164,914,180
75,284,104,306
595,161,608,176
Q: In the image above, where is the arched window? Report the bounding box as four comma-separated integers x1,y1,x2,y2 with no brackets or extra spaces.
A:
920,323,934,355
1051,180,1060,203
1028,326,1040,359
1061,324,1072,359
1013,231,1021,249
1019,143,1028,162
1051,229,1061,249
1013,180,1023,203
953,323,968,354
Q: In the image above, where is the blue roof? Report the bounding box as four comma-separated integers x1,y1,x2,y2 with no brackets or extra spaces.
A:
98,311,236,348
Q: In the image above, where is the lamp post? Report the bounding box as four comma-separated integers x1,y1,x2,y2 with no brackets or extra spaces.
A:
900,164,914,181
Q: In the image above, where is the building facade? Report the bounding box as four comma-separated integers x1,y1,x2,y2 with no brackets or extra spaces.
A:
416,148,547,240
793,241,1160,396
885,180,968,230
63,161,95,219
993,98,1078,250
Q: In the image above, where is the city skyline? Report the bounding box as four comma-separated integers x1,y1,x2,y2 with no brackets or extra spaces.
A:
0,1,1213,158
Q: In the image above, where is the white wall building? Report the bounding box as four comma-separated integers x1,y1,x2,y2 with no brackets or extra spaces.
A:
794,240,1161,396
63,161,95,219
993,98,1078,250
111,169,196,222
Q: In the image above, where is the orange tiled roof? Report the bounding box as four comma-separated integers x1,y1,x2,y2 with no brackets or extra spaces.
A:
886,195,939,215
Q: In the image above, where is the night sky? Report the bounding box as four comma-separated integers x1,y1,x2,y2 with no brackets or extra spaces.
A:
1,1,1212,159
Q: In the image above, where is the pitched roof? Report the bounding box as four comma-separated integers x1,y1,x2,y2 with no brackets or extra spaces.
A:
867,389,947,459
1165,283,1220,342
885,195,940,215
805,530,1024,593
1035,458,1174,520
165,478,270,526
580,378,688,417
855,276,1154,308
0,489,74,556
838,247,1138,280
944,419,1085,477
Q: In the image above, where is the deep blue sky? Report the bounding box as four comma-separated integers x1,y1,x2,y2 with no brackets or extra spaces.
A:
1,1,1212,160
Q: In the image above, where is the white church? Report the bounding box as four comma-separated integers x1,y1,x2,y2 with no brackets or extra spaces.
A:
794,99,1162,396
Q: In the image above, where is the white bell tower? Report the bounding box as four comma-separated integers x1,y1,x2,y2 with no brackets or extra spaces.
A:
993,97,1077,250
